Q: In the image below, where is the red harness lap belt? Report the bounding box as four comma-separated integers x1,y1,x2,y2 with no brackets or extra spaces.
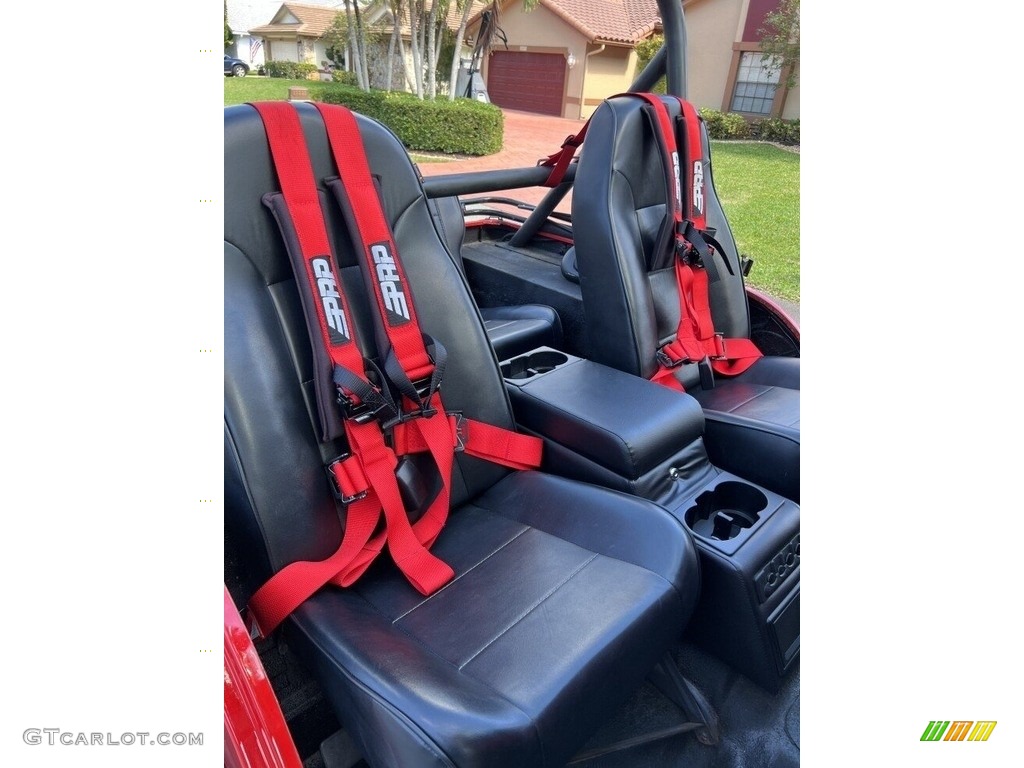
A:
541,94,762,389
245,102,541,637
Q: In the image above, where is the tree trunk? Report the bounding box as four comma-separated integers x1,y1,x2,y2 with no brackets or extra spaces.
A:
407,1,424,98
396,33,415,92
353,0,370,90
425,2,440,99
449,0,475,100
385,0,406,92
386,22,398,91
344,5,365,90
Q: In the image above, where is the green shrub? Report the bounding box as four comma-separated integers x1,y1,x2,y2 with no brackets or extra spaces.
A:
329,69,358,87
701,108,750,139
721,112,750,139
699,108,753,140
755,117,800,145
699,108,726,138
264,61,318,79
319,86,503,156
634,34,666,94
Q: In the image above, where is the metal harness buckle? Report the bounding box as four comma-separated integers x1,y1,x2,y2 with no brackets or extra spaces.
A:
325,454,369,504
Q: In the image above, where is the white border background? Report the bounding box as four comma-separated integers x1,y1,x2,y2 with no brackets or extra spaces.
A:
3,1,222,764
3,1,1023,765
801,2,1023,764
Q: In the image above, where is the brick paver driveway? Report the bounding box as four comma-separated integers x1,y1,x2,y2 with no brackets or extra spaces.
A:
417,108,585,210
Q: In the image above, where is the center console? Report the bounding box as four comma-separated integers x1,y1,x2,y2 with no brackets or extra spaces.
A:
501,348,800,692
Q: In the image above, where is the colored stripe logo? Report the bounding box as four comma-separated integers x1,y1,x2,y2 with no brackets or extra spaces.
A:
921,721,997,742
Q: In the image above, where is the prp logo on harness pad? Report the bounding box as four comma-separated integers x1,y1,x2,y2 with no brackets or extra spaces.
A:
692,161,705,216
370,242,411,325
670,151,682,211
310,257,351,344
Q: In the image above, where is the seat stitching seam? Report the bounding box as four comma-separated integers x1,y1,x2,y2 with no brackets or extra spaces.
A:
374,609,546,762
393,526,530,623
457,553,599,671
483,502,687,606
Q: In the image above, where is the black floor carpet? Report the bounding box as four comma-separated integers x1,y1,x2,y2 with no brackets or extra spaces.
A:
307,640,799,768
572,642,800,768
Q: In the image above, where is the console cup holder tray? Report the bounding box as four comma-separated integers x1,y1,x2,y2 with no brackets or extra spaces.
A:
684,481,769,542
499,347,574,382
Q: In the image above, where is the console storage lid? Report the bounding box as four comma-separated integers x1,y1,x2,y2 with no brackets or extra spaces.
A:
503,349,705,480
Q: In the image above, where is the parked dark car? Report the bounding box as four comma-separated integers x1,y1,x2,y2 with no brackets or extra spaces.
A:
224,55,248,78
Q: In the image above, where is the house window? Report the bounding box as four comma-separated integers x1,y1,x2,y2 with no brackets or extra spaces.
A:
730,52,780,115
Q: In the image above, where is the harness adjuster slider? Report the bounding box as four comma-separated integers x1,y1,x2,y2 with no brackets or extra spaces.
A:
380,406,438,432
326,454,369,504
337,390,391,425
412,376,439,418
379,377,441,431
656,348,686,368
450,412,467,453
340,489,368,504
709,334,727,360
675,239,704,268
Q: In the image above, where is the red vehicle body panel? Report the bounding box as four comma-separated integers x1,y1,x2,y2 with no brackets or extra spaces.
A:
224,587,302,768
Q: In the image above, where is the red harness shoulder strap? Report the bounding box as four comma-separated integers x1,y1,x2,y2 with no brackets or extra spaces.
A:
539,119,591,187
246,102,543,636
540,93,763,389
627,94,763,387
315,102,542,471
245,102,454,638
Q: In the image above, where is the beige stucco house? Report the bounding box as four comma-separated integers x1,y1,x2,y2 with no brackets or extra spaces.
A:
249,3,340,67
468,0,798,121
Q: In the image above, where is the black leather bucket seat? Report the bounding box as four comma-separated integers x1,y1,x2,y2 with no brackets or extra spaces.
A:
224,102,701,768
572,95,800,500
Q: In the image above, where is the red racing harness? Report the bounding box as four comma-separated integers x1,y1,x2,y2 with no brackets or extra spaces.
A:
541,93,763,391
245,102,541,637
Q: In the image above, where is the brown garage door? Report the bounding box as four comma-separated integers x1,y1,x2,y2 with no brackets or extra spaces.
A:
486,51,566,116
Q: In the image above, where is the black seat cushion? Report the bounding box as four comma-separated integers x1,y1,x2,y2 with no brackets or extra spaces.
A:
288,472,698,768
224,103,700,767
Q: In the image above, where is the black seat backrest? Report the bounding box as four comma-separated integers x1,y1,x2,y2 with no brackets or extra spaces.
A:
427,195,468,275
572,95,754,384
224,103,515,593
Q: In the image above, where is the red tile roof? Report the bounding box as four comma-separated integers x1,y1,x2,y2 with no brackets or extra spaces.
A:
542,0,661,44
250,3,340,38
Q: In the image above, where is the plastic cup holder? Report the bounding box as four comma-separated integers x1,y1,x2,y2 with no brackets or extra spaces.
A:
500,350,569,381
500,356,533,380
684,481,769,541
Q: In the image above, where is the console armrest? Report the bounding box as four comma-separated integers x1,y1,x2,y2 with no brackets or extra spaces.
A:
505,353,705,480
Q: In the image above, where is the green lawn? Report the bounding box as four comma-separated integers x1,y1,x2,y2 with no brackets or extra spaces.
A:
224,76,334,105
709,142,799,302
